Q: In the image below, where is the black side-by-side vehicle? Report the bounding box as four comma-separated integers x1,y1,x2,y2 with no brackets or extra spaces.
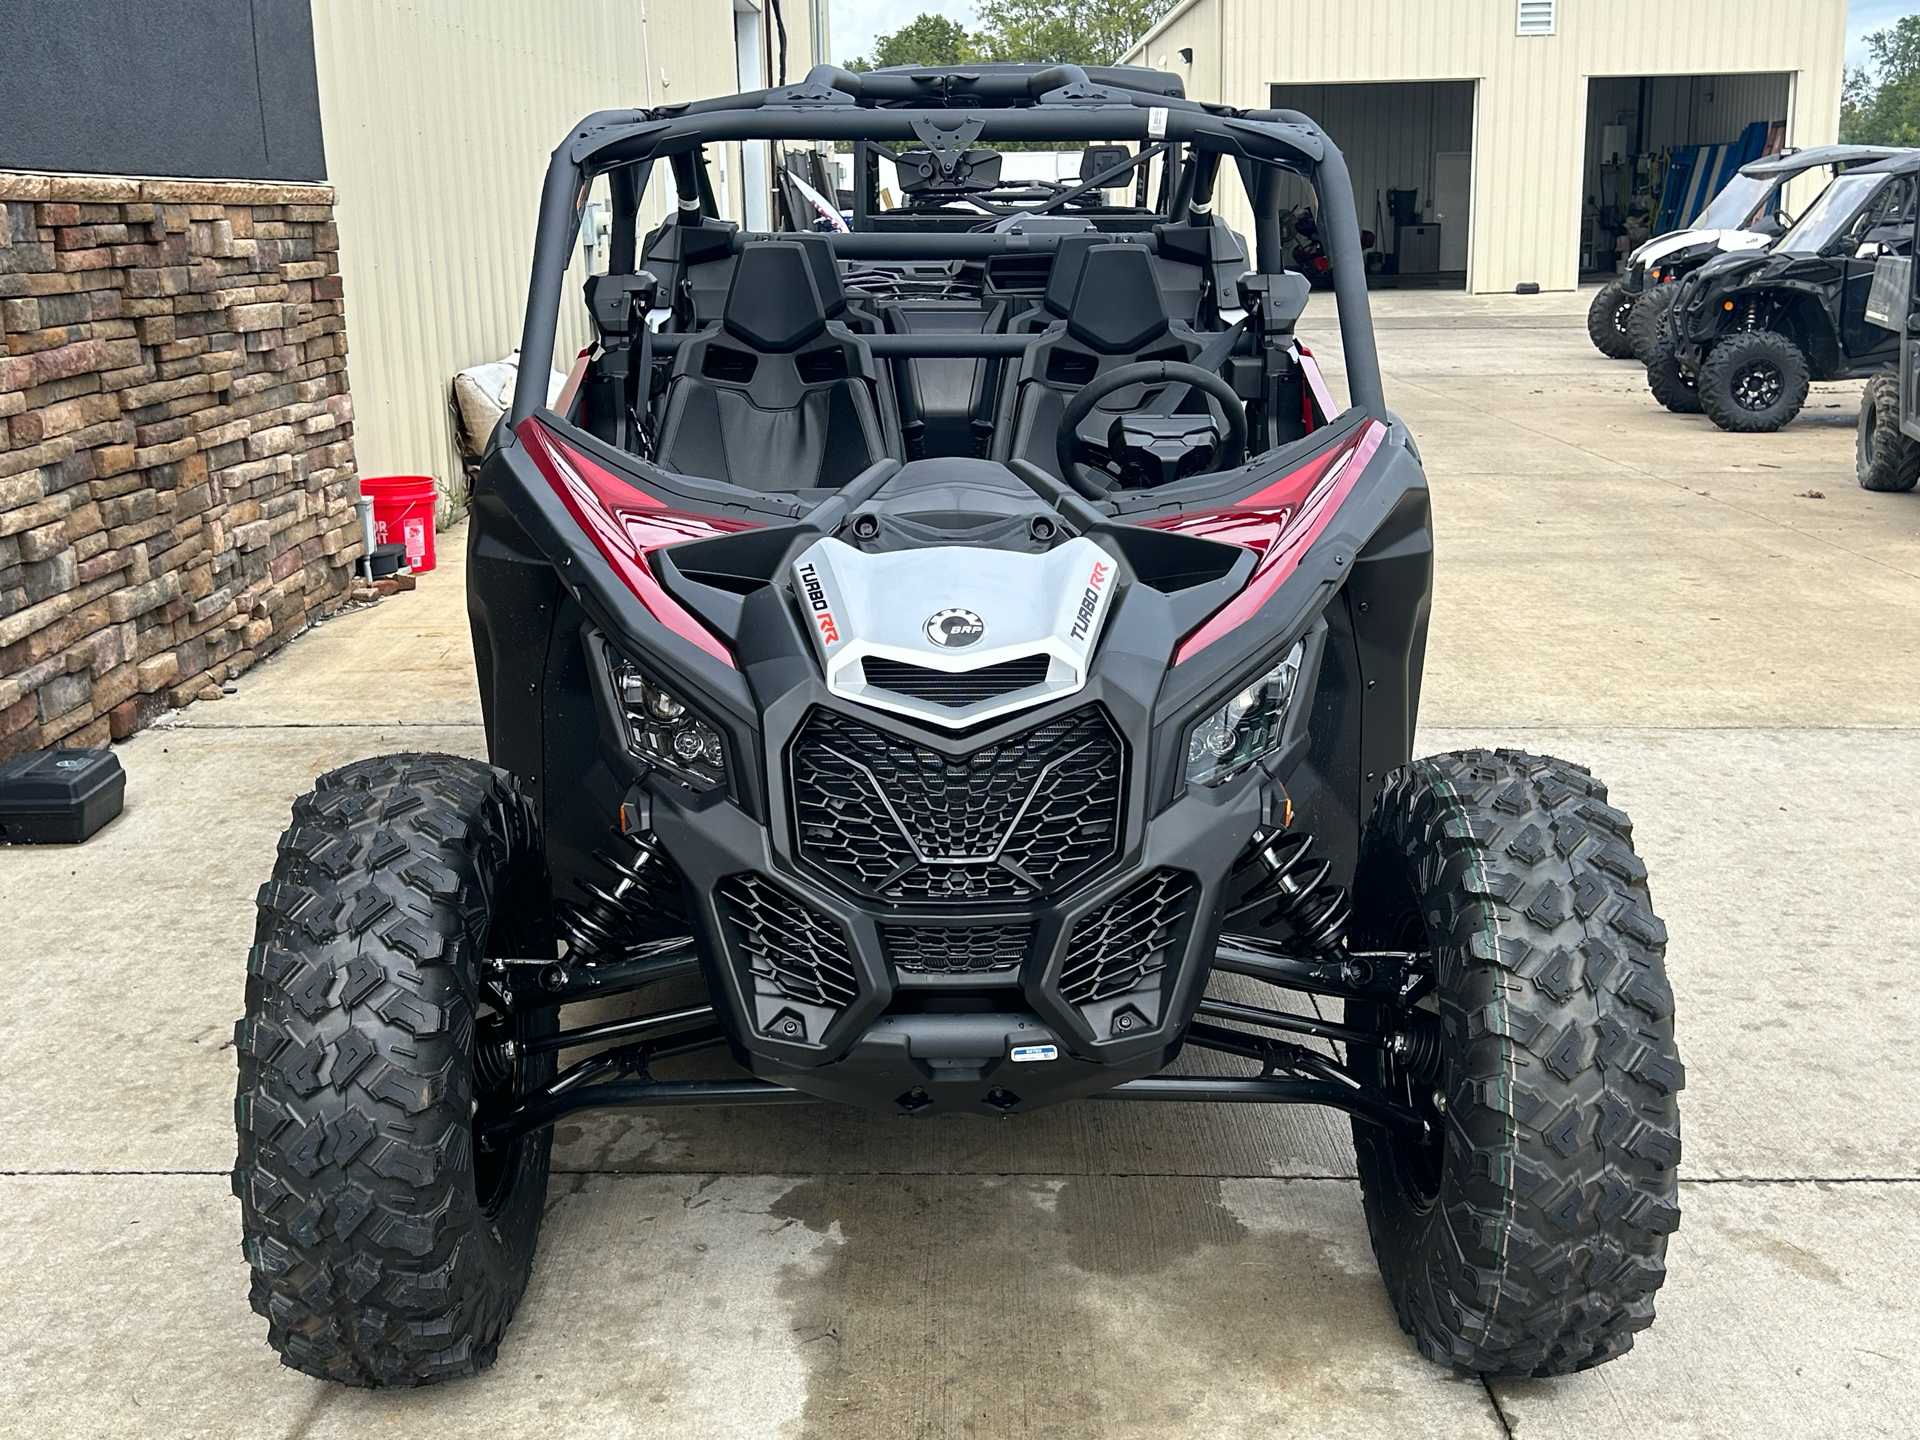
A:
1586,144,1904,363
233,63,1684,1388
1655,151,1918,431
1856,204,1920,491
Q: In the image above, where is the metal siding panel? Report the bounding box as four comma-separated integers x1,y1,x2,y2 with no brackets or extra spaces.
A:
310,0,764,503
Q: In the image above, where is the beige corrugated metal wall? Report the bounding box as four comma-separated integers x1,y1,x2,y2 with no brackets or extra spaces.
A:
1129,0,1849,293
310,0,824,511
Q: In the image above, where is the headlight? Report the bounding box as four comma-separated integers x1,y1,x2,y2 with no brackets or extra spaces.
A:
1185,641,1304,788
612,660,726,791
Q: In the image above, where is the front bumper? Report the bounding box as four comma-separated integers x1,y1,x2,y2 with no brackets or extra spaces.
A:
648,708,1269,1115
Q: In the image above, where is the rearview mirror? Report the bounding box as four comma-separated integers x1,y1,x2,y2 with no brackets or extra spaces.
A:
1079,145,1134,187
1857,240,1893,260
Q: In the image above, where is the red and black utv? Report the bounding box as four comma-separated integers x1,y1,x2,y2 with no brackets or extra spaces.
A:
234,62,1683,1387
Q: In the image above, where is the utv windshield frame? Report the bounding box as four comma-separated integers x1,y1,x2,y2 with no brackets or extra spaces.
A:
1775,172,1894,256
509,62,1385,426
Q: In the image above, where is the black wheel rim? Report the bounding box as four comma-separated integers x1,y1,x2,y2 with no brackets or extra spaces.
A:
1732,360,1784,412
1353,876,1445,1207
472,1000,535,1214
1612,300,1633,333
472,891,546,1217
1381,918,1445,1205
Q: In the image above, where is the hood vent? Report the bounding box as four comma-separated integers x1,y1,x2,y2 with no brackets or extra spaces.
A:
860,653,1052,708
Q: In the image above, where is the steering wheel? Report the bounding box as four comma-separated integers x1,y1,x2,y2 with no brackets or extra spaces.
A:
1056,361,1249,500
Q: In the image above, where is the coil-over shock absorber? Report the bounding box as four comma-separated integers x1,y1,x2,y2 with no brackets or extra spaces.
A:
1238,829,1352,961
555,824,678,967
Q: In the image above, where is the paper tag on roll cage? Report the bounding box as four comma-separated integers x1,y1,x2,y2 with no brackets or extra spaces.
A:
1147,106,1169,139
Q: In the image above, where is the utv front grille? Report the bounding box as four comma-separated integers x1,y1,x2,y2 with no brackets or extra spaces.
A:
883,922,1032,974
716,874,859,1009
859,653,1051,708
790,704,1123,903
1060,869,1197,1005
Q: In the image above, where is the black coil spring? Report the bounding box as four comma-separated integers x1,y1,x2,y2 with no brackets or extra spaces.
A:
1238,830,1352,960
555,828,675,965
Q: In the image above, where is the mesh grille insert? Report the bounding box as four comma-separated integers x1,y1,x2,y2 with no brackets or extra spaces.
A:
859,654,1051,708
716,874,859,1009
1061,869,1197,1005
790,704,1123,903
884,923,1032,974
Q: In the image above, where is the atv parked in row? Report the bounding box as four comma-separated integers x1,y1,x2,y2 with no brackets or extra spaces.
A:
1856,235,1920,491
233,63,1684,1387
1587,146,1903,363
1652,152,1918,431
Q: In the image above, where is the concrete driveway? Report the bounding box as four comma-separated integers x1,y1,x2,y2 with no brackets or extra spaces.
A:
2,288,1916,1439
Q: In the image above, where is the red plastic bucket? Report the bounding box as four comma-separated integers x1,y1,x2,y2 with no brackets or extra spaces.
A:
360,475,437,572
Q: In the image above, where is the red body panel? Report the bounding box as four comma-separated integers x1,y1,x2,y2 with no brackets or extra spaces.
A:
516,419,757,666
1145,419,1387,662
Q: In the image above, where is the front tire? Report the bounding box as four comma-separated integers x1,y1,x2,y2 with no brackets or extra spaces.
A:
1586,281,1637,359
1348,750,1683,1377
233,753,554,1386
1627,285,1678,365
1856,374,1920,491
1699,330,1810,433
1645,333,1703,414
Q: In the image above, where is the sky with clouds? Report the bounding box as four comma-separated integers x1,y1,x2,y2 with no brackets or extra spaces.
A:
830,0,1915,70
1846,0,1917,68
831,0,976,65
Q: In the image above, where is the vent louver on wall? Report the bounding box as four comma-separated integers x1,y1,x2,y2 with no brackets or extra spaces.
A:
1517,0,1556,35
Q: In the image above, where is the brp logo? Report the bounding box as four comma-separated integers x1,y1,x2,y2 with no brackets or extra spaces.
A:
924,607,986,648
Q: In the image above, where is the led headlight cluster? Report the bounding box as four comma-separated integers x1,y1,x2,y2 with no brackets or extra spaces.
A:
1185,641,1305,788
613,661,726,791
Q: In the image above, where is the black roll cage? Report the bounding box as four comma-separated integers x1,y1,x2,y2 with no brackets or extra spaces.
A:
508,62,1386,426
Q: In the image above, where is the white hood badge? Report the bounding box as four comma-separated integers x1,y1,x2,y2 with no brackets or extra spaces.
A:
924,608,986,647
790,536,1118,729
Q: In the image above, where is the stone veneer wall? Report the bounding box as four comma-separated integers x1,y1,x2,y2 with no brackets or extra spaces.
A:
0,171,363,761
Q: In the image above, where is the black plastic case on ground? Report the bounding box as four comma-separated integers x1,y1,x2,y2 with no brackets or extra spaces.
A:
0,748,126,844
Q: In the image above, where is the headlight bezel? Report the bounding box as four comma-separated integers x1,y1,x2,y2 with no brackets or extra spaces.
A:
1182,638,1309,790
610,656,728,792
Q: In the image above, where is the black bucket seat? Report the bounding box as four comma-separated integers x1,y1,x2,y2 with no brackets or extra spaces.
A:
655,238,898,490
991,240,1209,478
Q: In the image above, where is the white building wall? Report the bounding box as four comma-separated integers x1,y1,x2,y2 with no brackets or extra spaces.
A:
1127,0,1849,293
310,0,825,509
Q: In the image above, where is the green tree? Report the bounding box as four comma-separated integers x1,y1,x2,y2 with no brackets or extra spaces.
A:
971,0,1177,67
1841,14,1920,145
843,12,976,72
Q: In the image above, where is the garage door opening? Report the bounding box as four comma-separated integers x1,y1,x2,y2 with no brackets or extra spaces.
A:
1267,80,1475,289
1581,72,1790,278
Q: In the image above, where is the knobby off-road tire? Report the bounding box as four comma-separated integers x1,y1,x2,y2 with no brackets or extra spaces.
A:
1627,285,1678,366
1586,281,1638,359
1699,330,1810,434
1856,374,1920,491
1348,749,1683,1377
1645,332,1703,414
233,754,555,1386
